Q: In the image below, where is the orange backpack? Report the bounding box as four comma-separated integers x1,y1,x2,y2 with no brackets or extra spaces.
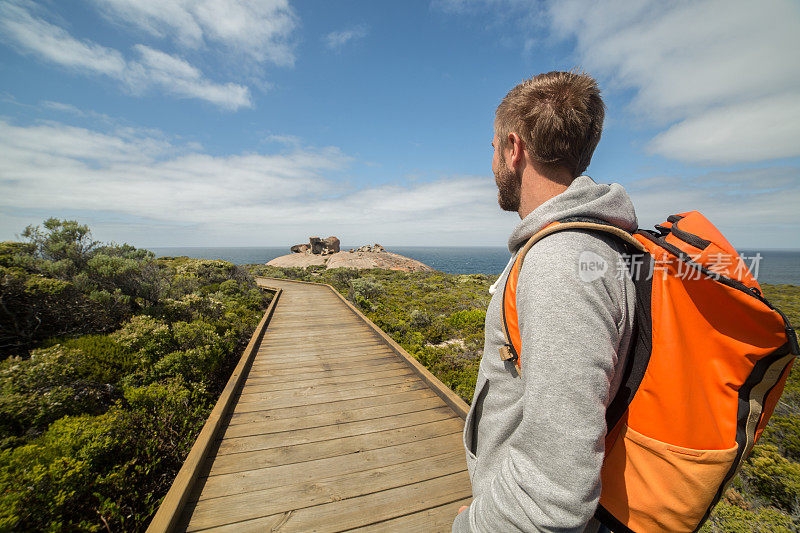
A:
500,211,799,532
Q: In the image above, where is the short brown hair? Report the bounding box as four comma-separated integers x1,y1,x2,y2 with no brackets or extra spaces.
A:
495,71,605,178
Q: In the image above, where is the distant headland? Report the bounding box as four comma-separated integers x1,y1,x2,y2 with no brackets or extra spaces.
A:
266,236,433,272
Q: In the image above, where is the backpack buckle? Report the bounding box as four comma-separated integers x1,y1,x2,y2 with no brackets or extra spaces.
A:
499,344,517,362
787,326,800,356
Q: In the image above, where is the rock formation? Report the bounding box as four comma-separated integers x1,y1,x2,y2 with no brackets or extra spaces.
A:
353,243,386,253
290,236,340,255
269,240,432,272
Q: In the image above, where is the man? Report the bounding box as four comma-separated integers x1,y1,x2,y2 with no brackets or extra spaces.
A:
452,71,638,532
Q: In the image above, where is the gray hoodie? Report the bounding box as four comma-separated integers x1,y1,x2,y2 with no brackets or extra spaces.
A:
452,175,638,532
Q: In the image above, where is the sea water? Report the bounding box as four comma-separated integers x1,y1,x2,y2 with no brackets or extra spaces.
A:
149,246,800,285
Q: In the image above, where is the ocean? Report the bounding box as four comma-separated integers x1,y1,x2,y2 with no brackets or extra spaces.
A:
149,246,800,286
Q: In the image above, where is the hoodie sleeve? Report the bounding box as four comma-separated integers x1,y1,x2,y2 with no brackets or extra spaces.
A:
453,231,627,532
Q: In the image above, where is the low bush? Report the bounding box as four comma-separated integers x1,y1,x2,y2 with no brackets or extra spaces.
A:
0,380,208,531
0,219,271,531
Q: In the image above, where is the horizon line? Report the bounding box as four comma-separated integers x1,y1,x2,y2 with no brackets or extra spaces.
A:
143,245,800,252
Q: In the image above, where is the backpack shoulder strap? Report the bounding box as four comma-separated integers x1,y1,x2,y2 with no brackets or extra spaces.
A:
499,218,646,372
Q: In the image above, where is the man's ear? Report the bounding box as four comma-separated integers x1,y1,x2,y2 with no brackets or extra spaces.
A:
507,132,525,168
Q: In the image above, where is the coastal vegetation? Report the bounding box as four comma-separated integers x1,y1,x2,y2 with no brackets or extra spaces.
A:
249,264,800,532
0,219,270,531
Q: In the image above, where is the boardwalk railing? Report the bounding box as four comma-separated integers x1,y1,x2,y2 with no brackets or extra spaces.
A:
146,286,283,533
308,278,469,420
148,277,471,532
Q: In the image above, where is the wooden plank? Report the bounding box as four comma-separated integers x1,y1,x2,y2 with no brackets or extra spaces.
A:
268,312,362,318
242,357,407,378
352,497,472,532
244,361,408,383
206,418,464,475
256,347,395,359
227,389,437,424
239,367,414,393
268,313,362,320
223,396,444,437
256,350,398,365
260,328,373,336
236,374,421,403
271,300,347,306
250,350,399,369
258,341,389,353
257,340,384,352
268,319,355,324
264,328,368,337
196,471,472,532
232,380,429,411
264,322,369,328
255,349,395,362
260,329,374,342
193,432,464,501
240,370,421,401
258,340,381,352
249,355,399,373
256,341,391,355
216,407,456,455
258,343,393,355
184,453,467,531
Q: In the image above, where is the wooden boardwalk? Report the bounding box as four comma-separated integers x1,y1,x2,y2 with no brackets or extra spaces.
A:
149,278,472,532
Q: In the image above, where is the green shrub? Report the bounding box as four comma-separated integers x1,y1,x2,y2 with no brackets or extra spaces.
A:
0,345,118,447
410,308,432,329
0,380,208,531
702,499,796,532
409,344,479,402
448,309,486,335
61,335,137,383
0,219,271,529
0,268,127,356
348,277,382,310
739,444,800,512
111,316,175,364
760,413,800,462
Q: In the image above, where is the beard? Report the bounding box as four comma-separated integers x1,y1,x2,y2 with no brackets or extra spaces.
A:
494,160,521,212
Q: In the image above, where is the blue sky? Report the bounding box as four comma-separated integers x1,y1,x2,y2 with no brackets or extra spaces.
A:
1,0,798,249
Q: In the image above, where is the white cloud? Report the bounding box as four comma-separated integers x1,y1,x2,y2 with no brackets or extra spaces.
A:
0,117,516,247
545,0,800,164
89,0,298,67
0,120,172,165
324,26,368,50
648,94,800,164
0,1,252,110
431,0,536,16
0,119,343,216
0,1,126,76
625,167,800,248
127,45,251,109
40,101,88,115
263,134,303,147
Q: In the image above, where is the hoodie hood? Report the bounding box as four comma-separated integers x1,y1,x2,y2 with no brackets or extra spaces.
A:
507,175,638,253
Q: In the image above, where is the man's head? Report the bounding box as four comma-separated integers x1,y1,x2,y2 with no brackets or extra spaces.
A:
492,71,605,213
